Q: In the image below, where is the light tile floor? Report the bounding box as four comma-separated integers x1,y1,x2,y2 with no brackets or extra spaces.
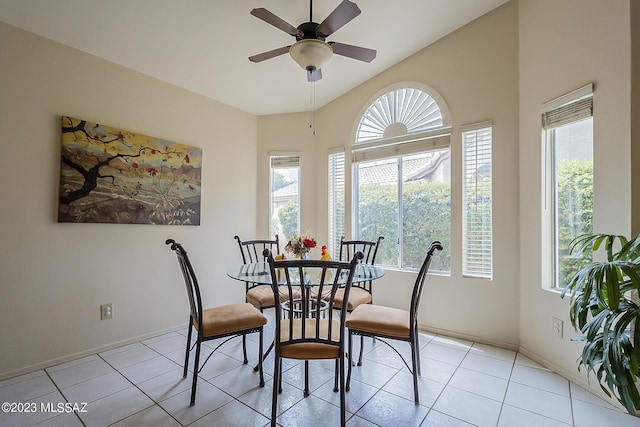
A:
2,312,640,427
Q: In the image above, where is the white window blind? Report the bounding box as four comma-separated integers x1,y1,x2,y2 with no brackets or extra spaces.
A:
462,122,492,278
328,150,345,257
541,83,593,129
355,88,445,143
270,156,300,168
352,129,451,163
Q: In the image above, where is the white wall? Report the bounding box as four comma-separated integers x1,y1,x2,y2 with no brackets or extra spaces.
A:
258,6,636,407
256,113,319,240
258,2,521,348
0,22,258,378
632,1,640,235
2,2,636,406
518,0,632,404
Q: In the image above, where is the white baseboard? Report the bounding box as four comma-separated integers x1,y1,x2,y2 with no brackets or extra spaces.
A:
517,344,626,412
419,323,519,352
0,324,184,381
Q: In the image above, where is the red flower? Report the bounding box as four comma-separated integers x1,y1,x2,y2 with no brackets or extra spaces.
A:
148,168,157,176
132,163,139,169
303,238,316,249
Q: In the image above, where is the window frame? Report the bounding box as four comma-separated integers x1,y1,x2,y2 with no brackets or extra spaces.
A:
350,83,452,273
328,149,345,257
352,146,451,272
269,153,300,242
461,121,493,279
541,84,594,290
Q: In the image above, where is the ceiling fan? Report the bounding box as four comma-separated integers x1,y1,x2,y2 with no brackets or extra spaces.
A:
248,0,377,82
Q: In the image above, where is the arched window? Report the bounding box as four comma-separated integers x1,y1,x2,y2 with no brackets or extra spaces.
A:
355,87,447,143
351,84,451,272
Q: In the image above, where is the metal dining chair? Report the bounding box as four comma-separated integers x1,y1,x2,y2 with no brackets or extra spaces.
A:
234,235,296,368
165,239,267,406
333,236,383,359
265,249,363,427
335,235,384,311
345,241,443,404
234,235,281,312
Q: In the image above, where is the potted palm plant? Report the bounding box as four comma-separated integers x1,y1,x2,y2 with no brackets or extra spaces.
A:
561,233,640,414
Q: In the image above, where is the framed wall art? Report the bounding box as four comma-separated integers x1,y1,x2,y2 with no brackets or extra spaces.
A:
58,116,202,225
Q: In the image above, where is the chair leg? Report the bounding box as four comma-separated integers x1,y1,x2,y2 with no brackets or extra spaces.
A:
357,334,364,366
339,353,346,427
271,354,280,427
278,357,283,394
242,334,248,364
183,322,193,378
346,331,353,392
190,337,202,406
303,360,310,397
254,340,274,372
258,328,265,387
414,325,421,375
333,359,339,392
410,335,419,404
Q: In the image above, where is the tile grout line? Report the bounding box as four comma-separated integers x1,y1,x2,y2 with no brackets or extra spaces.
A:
494,352,517,427
420,337,475,426
42,369,87,427
96,342,184,427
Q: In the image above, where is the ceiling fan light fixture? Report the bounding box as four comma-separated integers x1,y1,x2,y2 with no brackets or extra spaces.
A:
289,39,333,71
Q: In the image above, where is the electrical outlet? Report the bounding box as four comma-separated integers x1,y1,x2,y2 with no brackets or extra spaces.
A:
101,303,113,320
552,317,563,338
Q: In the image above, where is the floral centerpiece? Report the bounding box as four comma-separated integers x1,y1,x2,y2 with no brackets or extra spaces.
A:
285,234,317,258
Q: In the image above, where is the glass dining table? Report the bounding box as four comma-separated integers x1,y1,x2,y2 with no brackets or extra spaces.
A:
227,260,385,376
226,261,385,286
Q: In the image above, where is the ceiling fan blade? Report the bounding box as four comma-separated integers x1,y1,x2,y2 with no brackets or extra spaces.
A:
316,0,361,37
307,68,323,82
329,42,376,62
248,46,291,63
250,8,303,37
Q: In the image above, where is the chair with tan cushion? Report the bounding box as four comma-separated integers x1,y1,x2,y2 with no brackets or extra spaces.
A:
165,239,267,406
235,235,296,367
346,241,442,404
265,249,362,427
332,236,383,357
334,236,383,311
234,235,282,311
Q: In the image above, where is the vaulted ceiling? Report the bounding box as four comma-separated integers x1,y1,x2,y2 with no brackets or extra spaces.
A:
0,0,509,115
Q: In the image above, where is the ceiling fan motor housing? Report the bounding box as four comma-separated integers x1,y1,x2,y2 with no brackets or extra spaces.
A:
296,22,326,41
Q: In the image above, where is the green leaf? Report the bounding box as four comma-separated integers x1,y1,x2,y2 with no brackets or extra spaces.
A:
561,232,640,414
606,264,620,311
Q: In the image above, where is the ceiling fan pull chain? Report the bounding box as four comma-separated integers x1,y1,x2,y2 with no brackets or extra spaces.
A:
309,81,316,135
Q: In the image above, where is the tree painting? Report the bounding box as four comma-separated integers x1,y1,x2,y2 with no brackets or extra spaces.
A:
58,116,202,225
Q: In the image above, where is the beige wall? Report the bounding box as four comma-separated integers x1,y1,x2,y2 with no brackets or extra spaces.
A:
0,22,258,378
518,0,631,404
1,1,636,407
256,113,319,239
258,1,635,407
258,2,521,348
632,0,640,236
